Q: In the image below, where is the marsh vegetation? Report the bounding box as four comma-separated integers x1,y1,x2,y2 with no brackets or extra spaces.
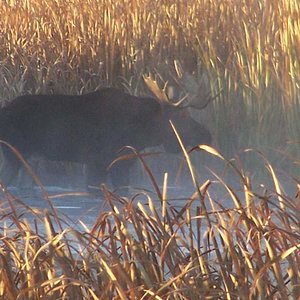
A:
0,0,300,298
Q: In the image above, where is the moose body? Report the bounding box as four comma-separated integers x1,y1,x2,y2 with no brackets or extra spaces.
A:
0,88,211,189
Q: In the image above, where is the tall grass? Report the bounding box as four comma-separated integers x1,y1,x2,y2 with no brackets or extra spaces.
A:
0,145,300,299
0,2,299,298
0,0,298,92
0,0,299,162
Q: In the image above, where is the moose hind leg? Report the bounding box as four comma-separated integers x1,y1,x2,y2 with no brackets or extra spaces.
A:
86,162,108,193
86,160,133,195
0,146,20,188
109,160,133,195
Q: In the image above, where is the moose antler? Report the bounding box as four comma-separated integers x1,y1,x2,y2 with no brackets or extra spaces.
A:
144,61,222,110
143,74,169,104
143,73,189,107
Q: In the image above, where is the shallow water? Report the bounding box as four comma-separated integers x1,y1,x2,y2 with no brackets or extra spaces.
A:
2,170,292,233
1,180,240,230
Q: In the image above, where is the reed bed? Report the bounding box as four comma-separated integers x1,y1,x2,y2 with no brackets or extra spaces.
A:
0,145,300,299
0,2,300,297
0,0,299,160
0,0,299,94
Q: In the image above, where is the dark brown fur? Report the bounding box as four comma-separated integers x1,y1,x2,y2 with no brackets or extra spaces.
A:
0,88,211,188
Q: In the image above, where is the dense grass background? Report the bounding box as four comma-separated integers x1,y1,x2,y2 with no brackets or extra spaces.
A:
0,0,300,298
0,0,299,162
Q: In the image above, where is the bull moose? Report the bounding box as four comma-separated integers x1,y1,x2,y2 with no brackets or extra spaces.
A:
0,87,211,190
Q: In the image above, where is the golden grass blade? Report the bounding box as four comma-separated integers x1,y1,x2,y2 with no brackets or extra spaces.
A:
0,253,18,300
266,162,285,210
141,289,164,300
250,242,300,298
194,144,224,160
100,258,128,300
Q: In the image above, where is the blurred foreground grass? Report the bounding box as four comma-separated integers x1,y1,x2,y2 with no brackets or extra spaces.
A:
0,145,300,299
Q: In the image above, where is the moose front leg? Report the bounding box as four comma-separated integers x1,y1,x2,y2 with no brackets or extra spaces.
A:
86,162,109,193
109,159,135,195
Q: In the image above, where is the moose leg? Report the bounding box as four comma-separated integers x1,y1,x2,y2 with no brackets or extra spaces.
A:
0,146,21,188
86,162,108,193
109,159,134,195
